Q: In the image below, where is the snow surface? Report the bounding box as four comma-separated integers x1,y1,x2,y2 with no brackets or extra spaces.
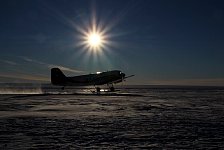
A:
0,86,224,149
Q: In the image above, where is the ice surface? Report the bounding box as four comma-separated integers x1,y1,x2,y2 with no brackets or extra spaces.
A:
0,85,224,149
0,83,43,94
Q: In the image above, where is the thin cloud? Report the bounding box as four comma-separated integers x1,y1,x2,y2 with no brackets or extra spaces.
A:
0,73,49,82
20,56,84,73
19,56,45,65
0,60,18,65
0,56,84,82
20,57,33,62
47,64,84,73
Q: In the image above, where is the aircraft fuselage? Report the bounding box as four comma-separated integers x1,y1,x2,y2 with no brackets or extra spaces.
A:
51,68,125,87
66,70,124,86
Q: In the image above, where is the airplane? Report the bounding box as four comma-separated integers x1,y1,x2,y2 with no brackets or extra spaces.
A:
51,68,134,93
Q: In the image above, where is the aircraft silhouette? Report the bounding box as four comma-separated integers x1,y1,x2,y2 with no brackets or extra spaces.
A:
51,68,134,92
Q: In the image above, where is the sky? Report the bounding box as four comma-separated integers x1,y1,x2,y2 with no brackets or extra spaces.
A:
0,0,224,86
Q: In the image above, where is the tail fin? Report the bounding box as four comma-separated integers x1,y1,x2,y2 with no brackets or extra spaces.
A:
51,68,66,85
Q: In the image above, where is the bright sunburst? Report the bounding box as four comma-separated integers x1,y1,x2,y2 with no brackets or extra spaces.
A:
88,33,101,46
81,27,108,51
86,32,103,50
76,15,110,52
73,10,116,68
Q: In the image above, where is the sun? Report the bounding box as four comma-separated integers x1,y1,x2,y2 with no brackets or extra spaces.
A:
76,14,111,52
88,32,102,48
83,30,106,51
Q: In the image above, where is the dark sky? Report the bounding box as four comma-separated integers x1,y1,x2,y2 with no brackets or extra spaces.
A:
0,0,224,85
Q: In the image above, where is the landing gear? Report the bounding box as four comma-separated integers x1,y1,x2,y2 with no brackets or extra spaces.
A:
91,86,101,94
96,87,101,94
62,86,65,90
92,84,116,94
109,86,115,92
108,84,115,92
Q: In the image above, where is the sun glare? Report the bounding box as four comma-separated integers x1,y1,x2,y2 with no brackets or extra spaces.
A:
82,30,107,51
88,33,102,47
76,12,112,53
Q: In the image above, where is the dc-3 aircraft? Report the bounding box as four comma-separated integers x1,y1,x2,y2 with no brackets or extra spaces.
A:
51,68,134,93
